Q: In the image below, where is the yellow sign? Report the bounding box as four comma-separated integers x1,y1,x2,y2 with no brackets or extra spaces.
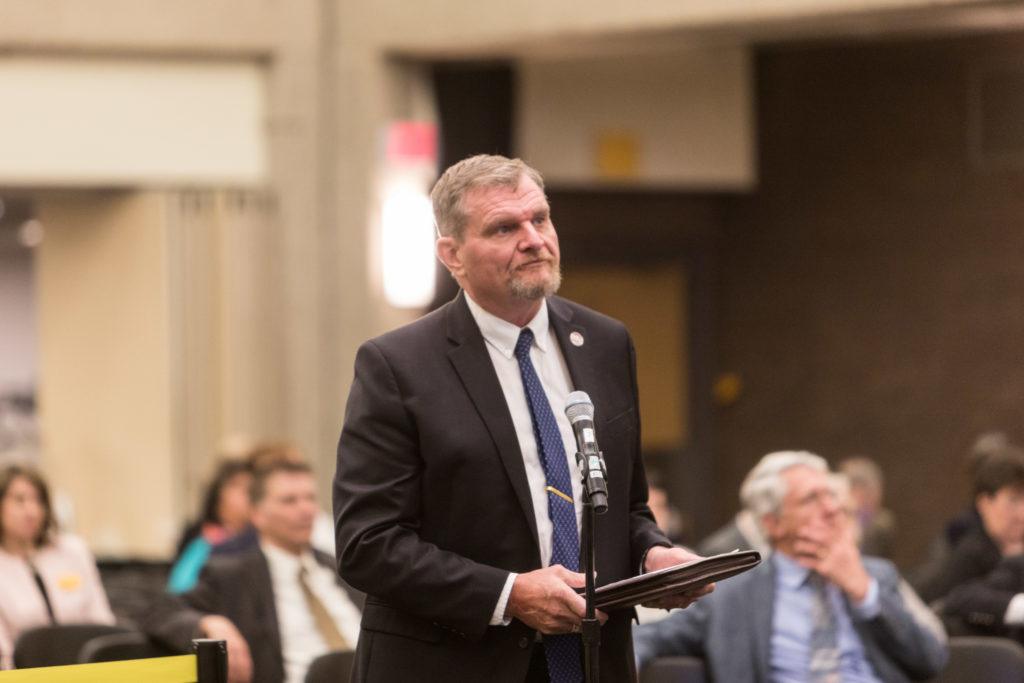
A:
595,131,641,179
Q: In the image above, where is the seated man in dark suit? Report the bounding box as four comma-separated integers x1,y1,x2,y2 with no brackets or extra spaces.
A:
146,460,363,683
634,450,947,683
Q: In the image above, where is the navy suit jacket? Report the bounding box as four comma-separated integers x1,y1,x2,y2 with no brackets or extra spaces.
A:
634,555,947,683
334,292,670,682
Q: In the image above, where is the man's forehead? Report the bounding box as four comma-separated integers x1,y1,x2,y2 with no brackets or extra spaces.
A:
264,470,314,493
782,465,827,494
471,190,547,225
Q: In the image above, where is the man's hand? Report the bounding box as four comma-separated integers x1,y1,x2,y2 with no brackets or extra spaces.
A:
505,565,607,634
199,614,253,683
792,517,871,603
640,545,714,610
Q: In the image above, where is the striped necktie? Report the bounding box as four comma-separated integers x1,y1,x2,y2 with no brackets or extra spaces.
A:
808,572,840,683
298,566,350,651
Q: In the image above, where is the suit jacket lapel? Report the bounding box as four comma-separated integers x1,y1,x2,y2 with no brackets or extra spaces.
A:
445,292,540,554
252,551,284,675
752,560,776,683
546,297,593,398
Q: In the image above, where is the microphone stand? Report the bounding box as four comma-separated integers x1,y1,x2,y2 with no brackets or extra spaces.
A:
576,450,603,683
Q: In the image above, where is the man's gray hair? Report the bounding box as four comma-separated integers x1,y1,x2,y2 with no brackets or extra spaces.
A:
430,154,545,241
739,450,829,521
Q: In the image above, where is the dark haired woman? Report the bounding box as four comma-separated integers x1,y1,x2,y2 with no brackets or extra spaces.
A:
167,458,252,594
0,465,114,669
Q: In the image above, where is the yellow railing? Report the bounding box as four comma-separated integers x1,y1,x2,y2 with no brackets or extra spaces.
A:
0,655,197,682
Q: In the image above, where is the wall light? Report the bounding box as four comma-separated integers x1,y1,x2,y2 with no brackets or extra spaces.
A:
380,121,438,309
381,183,436,308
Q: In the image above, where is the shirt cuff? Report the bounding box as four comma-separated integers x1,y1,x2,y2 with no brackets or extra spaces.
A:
1004,594,1024,625
640,543,673,574
851,577,880,619
490,573,517,626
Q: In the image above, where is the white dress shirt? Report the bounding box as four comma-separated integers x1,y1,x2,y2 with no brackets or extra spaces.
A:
464,295,584,625
261,541,362,683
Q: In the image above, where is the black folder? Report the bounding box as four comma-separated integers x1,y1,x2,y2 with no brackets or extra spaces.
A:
581,549,762,610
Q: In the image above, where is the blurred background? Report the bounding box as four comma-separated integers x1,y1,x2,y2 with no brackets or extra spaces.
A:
1,0,1023,574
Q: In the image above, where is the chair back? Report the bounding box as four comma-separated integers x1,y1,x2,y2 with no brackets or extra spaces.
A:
13,624,132,669
78,631,178,663
304,649,356,683
929,636,1024,683
640,655,708,683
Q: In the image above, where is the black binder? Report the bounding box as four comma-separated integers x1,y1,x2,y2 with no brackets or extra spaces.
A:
581,550,762,610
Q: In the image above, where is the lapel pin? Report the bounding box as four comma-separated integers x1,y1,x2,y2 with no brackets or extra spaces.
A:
570,331,584,347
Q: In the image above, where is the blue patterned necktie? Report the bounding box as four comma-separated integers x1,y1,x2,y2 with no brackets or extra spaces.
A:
514,328,583,683
808,572,840,683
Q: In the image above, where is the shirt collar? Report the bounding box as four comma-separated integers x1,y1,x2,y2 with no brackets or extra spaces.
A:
259,539,317,575
772,550,813,589
464,293,552,359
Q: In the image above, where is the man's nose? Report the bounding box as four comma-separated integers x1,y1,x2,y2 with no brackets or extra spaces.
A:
821,496,841,515
518,222,545,249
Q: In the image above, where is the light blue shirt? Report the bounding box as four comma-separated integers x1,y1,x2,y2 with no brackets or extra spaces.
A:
771,552,882,683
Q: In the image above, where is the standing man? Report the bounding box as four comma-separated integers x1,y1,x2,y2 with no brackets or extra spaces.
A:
334,154,704,682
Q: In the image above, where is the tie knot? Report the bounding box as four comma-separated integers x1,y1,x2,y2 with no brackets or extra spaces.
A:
515,328,534,360
806,571,828,590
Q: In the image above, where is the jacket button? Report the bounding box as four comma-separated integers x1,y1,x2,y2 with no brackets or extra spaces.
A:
518,637,530,649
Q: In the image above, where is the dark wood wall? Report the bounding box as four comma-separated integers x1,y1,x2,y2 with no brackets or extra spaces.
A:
716,31,1024,569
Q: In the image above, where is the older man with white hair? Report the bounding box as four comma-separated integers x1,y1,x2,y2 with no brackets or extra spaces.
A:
634,450,947,682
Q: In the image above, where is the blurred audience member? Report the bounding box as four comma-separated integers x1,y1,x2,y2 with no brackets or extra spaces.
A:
646,468,687,545
635,472,690,624
211,440,335,559
146,459,363,683
167,458,253,594
0,465,115,670
839,456,896,559
832,472,947,644
634,451,947,681
914,442,1024,606
695,461,771,558
943,430,1010,548
942,551,1024,640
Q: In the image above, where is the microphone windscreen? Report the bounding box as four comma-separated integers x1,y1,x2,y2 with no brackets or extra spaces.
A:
565,391,594,422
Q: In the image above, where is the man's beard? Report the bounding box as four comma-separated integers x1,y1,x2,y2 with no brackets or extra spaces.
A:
508,262,562,301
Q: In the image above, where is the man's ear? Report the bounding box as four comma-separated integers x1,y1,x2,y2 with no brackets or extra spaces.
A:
436,236,463,278
976,492,993,517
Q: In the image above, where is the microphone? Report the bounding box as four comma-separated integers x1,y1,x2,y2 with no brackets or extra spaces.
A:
564,391,608,514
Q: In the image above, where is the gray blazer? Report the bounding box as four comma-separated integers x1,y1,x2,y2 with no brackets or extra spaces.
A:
634,555,947,683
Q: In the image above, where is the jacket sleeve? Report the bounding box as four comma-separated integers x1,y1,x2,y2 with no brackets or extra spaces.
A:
333,339,514,640
858,558,948,680
942,555,1024,634
632,600,709,670
142,560,228,653
65,535,117,625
